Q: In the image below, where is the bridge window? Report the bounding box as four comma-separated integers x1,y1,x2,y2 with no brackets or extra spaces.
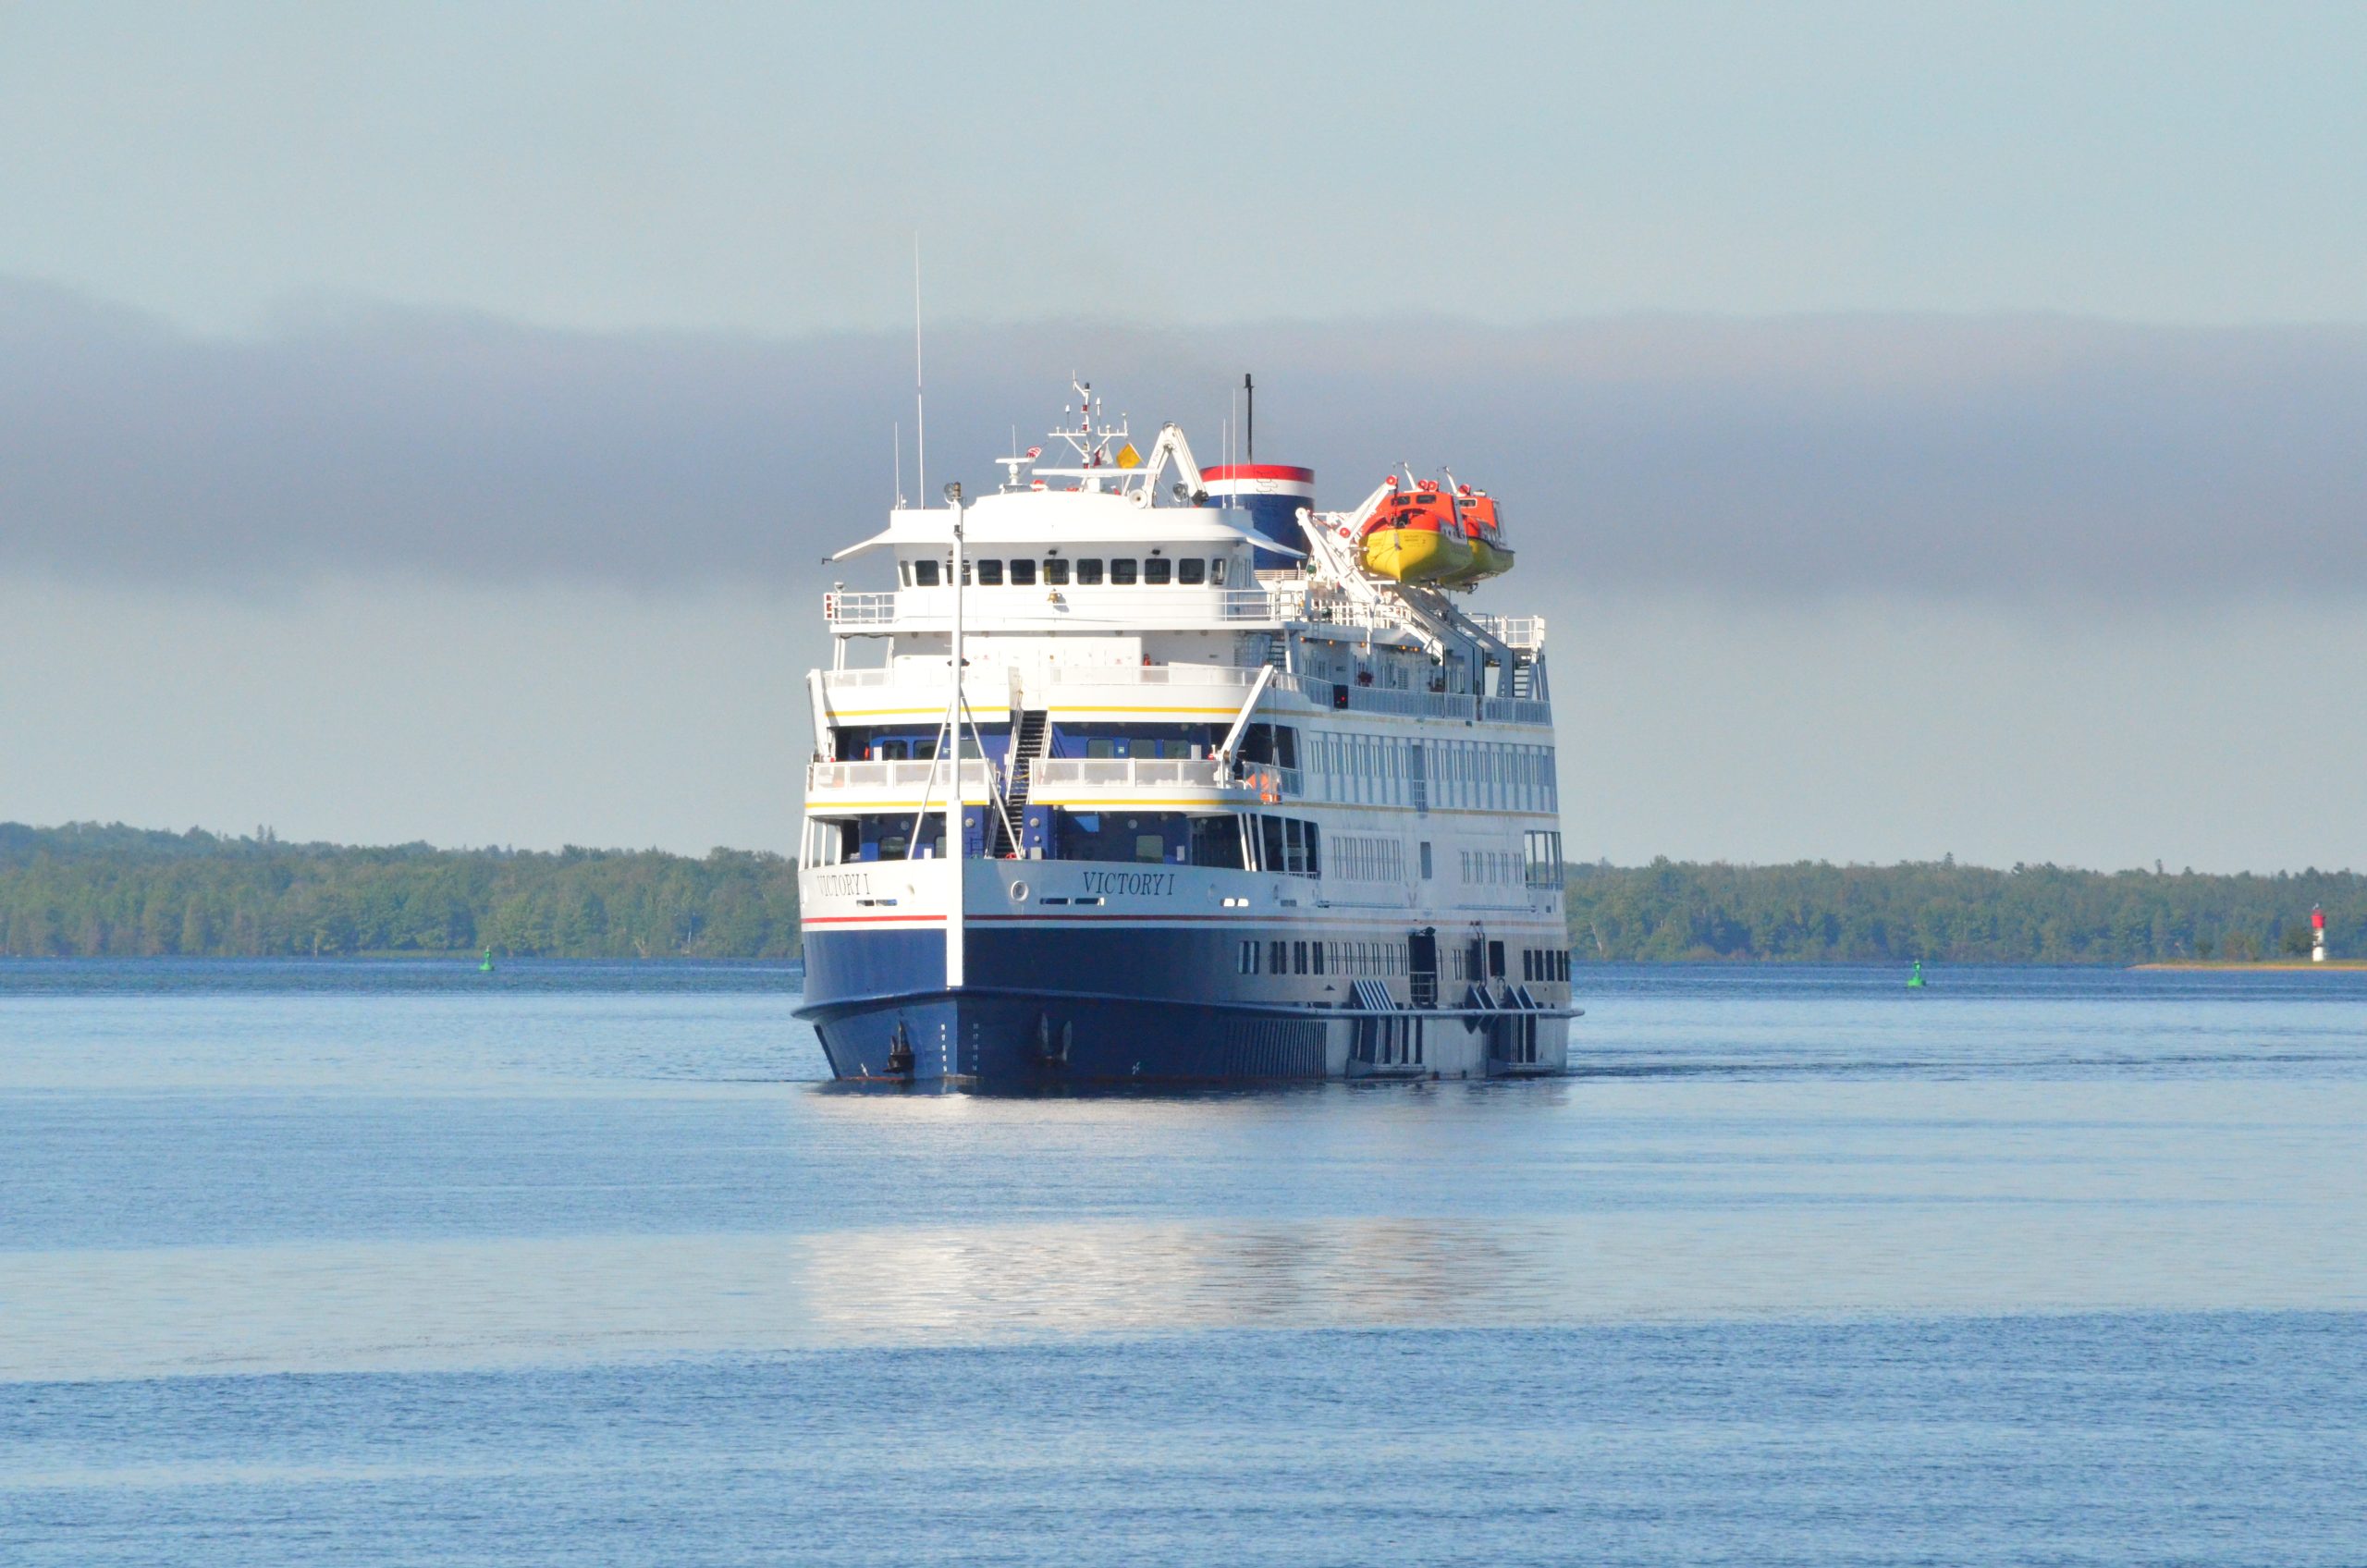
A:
1049,810,1188,864
1177,558,1206,585
1074,558,1104,585
977,559,1003,586
1524,830,1564,888
1144,557,1171,585
1009,558,1036,586
1109,558,1138,585
1043,558,1070,585
1189,815,1246,870
912,558,940,587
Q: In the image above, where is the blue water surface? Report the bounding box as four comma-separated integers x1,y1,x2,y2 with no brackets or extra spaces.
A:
3,961,2363,1564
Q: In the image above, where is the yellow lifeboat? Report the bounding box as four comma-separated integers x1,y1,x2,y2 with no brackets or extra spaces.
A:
1440,486,1514,586
1360,479,1515,588
1360,482,1473,584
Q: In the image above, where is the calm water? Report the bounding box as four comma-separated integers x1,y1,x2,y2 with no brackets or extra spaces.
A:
3,961,2363,1564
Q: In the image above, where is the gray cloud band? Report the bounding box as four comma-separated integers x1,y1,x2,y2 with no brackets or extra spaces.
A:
6,278,2362,599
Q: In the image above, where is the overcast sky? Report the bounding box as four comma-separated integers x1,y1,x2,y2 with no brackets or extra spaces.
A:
4,3,2362,870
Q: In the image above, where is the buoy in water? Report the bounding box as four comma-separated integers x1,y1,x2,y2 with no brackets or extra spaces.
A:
1907,960,1925,989
479,946,496,974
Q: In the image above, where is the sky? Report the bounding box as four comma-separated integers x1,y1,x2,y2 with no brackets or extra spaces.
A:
3,1,2363,870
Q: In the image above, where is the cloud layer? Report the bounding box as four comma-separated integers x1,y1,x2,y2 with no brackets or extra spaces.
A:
6,278,2362,602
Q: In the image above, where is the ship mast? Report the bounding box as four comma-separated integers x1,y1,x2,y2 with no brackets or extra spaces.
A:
942,481,965,991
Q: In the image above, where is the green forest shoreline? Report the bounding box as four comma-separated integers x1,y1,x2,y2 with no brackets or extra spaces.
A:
3,822,2357,965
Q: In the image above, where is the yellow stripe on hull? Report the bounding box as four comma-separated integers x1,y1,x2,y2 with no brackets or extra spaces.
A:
1362,526,1474,584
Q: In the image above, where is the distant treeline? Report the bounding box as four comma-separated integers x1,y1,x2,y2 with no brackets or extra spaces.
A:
4,824,2359,964
0,823,799,959
1566,858,2362,964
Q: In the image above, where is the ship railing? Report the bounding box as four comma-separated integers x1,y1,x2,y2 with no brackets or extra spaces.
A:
1034,663,1268,689
815,663,1549,726
820,663,1269,701
805,757,1000,795
1467,613,1547,652
823,586,1293,630
1267,673,1553,728
1030,756,1238,792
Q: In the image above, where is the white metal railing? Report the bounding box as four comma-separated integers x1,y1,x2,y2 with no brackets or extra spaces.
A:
1036,663,1266,688
824,586,1292,630
815,663,1550,727
1028,757,1304,798
805,757,999,794
1469,613,1547,651
1032,756,1233,791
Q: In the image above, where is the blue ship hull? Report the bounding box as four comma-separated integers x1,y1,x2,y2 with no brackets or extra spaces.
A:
798,924,1571,1088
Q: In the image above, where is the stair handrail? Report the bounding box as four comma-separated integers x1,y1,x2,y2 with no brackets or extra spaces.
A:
1211,665,1278,775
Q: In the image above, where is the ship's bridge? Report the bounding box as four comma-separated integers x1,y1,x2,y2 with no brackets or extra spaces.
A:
826,489,1274,635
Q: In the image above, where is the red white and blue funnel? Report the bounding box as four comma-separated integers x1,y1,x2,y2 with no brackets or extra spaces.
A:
1201,463,1316,570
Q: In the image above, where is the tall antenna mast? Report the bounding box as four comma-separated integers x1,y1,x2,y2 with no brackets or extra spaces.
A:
1245,372,1254,460
914,236,926,505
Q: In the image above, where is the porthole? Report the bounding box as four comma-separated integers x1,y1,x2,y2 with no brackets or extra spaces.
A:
1008,880,1029,902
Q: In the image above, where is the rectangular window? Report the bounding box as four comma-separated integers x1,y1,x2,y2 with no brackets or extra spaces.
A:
1238,940,1255,974
913,558,940,586
1009,558,1036,586
1211,558,1227,584
1488,940,1506,980
1177,558,1206,584
1269,939,1287,974
1293,940,1308,974
1260,815,1286,875
1419,841,1433,879
1075,558,1104,585
1311,942,1325,976
1043,558,1069,585
1144,557,1171,585
1110,558,1138,585
1524,829,1564,888
976,559,1003,585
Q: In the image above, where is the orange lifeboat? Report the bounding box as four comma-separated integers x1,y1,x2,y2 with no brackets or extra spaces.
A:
1359,480,1475,584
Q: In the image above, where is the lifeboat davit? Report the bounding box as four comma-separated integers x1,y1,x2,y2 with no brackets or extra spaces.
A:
1359,479,1514,588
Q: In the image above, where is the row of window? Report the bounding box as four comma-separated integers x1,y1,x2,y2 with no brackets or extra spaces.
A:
901,556,1230,589
1462,849,1521,886
1235,937,1570,986
1330,835,1406,884
1294,730,1560,815
1250,815,1320,878
1238,938,1410,977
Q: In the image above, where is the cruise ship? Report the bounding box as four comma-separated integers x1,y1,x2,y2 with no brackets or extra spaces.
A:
796,384,1574,1086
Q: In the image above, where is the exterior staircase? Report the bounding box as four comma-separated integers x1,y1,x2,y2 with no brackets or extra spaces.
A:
989,709,1049,857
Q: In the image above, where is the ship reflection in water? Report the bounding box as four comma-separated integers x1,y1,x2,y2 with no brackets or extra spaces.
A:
15,1194,2362,1381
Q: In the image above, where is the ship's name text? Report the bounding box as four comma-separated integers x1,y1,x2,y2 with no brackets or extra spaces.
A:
1080,871,1178,898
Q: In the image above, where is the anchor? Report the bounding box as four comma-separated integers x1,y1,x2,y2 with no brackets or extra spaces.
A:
884,1018,915,1077
1036,1012,1072,1068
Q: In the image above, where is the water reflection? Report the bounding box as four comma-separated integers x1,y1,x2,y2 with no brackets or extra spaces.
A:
12,1193,2364,1382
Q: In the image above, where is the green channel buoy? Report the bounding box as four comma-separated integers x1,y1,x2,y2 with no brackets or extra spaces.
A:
1907,960,1925,988
479,946,496,974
